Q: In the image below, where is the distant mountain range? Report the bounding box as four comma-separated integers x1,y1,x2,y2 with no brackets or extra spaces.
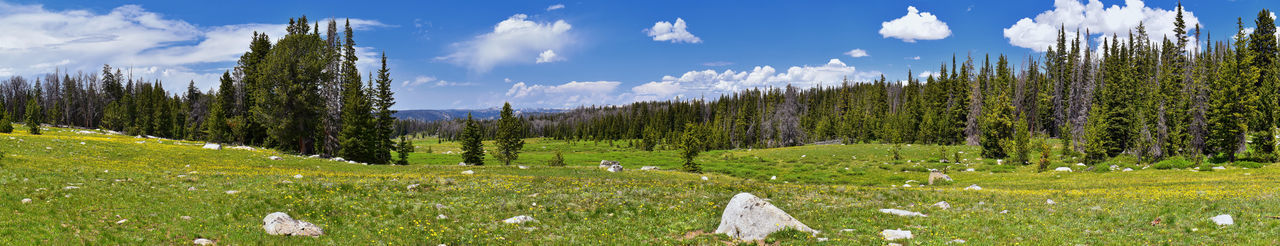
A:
393,108,568,122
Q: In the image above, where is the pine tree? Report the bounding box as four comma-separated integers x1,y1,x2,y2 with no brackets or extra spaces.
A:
337,19,375,163
460,113,485,165
1250,9,1278,161
0,102,11,133
25,97,41,135
548,150,565,166
980,56,1014,158
373,52,397,164
494,102,525,165
680,123,703,173
205,71,235,142
26,82,42,135
395,135,413,165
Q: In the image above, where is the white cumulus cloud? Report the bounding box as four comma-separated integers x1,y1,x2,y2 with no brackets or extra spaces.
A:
844,49,869,58
646,18,702,43
628,59,881,102
438,14,573,72
1003,0,1200,52
505,81,621,108
535,49,563,63
880,6,952,42
0,2,384,92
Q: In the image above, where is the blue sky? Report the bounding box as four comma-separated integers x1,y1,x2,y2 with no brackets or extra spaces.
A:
0,0,1273,109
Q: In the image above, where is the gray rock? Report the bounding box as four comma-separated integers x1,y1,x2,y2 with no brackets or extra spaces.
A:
461,170,474,175
1054,167,1072,172
268,156,283,161
607,164,623,172
713,193,817,241
879,208,927,217
263,212,324,237
964,184,982,190
640,166,660,171
934,201,951,210
599,160,620,168
881,229,913,240
193,238,214,245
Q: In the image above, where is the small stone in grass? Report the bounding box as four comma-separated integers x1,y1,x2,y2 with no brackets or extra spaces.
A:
293,174,303,179
503,215,536,224
193,238,214,245
461,170,474,175
21,198,31,203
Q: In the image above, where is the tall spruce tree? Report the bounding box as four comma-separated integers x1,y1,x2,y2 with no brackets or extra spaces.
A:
460,113,485,165
373,52,397,164
1250,9,1278,161
494,102,525,166
26,82,42,135
680,123,703,173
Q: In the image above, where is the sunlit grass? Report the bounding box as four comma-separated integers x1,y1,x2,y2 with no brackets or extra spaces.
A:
2,125,1279,244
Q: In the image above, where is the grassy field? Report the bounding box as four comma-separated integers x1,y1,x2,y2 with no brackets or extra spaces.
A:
3,126,1280,244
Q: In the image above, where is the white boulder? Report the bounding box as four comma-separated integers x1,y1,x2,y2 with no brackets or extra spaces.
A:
964,184,982,190
263,212,324,236
268,156,283,161
701,176,709,181
1122,168,1134,172
879,208,927,217
518,165,529,169
1046,199,1056,205
503,215,537,224
193,238,214,245
713,193,817,241
202,143,222,150
1211,214,1234,225
1054,167,1073,172
881,229,913,240
607,164,623,172
293,174,303,179
21,198,31,204
640,166,660,171
461,170,474,175
1212,166,1226,170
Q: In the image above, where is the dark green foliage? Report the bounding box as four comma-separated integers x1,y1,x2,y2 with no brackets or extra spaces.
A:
548,150,565,166
251,16,329,154
460,113,484,165
494,102,525,165
396,136,413,165
1036,138,1051,172
680,123,703,173
25,97,40,135
1153,156,1192,170
980,56,1015,159
0,102,10,134
373,53,397,164
1233,161,1266,168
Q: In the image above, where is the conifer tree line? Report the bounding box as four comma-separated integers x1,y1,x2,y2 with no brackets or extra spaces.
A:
426,6,1280,165
0,16,405,164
